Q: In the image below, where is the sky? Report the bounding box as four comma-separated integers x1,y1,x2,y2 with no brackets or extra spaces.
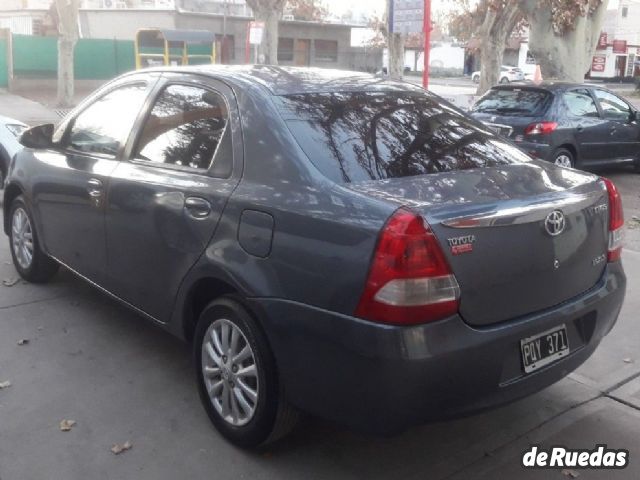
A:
324,0,620,21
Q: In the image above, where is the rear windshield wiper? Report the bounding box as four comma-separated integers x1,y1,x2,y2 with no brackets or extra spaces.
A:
495,107,532,113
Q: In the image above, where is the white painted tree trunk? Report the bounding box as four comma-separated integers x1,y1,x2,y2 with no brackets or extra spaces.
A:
388,32,405,80
245,0,285,65
254,7,279,64
523,0,609,82
55,0,80,108
57,37,76,107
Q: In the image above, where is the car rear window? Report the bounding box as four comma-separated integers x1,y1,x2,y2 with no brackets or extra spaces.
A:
277,91,531,183
471,88,551,116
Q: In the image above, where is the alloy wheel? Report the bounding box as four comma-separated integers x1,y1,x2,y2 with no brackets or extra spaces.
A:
201,318,259,426
554,154,573,168
12,207,34,270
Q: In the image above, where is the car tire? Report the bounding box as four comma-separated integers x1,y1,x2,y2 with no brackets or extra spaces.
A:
472,75,480,84
194,295,299,448
552,148,575,169
8,195,59,283
499,77,510,84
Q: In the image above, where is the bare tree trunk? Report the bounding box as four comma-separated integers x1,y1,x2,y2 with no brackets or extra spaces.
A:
55,0,80,107
388,32,405,80
246,0,285,65
476,4,522,95
254,7,279,64
522,0,609,82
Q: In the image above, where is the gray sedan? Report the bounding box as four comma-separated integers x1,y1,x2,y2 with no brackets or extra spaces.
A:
3,66,626,448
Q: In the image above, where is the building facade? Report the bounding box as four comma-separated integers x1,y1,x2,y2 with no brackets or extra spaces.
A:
0,4,381,72
589,2,640,79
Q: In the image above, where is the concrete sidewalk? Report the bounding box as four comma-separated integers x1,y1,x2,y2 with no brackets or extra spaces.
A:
0,90,60,125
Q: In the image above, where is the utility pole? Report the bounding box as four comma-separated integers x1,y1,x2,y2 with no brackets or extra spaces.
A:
422,0,431,89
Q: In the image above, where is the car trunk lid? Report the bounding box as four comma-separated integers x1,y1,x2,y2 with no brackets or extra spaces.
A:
347,162,610,326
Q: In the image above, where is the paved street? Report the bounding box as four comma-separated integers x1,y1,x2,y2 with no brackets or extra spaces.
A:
0,92,639,479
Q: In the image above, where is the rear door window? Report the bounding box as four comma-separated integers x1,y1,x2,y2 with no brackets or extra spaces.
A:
133,84,229,172
279,91,532,183
472,88,551,116
563,90,599,118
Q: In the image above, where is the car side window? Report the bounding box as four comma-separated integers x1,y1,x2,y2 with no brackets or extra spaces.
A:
563,90,599,118
594,90,631,121
133,84,228,171
66,84,147,157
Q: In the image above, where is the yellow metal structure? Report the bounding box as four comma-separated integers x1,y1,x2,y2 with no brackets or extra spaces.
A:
134,28,216,69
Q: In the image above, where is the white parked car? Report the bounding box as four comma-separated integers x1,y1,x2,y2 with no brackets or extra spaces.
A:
472,65,525,84
0,115,28,188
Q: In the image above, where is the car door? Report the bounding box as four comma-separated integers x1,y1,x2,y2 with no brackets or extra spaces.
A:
35,77,154,283
104,74,242,323
561,88,610,165
593,88,640,164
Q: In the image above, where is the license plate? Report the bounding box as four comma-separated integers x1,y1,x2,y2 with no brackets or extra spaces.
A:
520,325,570,373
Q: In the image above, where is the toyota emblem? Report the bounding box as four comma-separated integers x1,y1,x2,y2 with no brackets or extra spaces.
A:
545,210,566,236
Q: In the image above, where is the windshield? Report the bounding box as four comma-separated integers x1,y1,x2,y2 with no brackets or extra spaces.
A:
278,91,532,183
472,88,551,116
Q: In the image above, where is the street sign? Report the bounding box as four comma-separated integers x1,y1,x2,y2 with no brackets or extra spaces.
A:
391,0,424,34
248,21,264,45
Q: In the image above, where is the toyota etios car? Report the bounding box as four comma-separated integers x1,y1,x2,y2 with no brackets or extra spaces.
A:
4,66,626,448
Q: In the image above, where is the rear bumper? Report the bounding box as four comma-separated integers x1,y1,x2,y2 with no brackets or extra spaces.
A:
516,140,553,161
249,262,626,434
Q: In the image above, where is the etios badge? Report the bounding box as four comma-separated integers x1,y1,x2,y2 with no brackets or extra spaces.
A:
545,210,565,236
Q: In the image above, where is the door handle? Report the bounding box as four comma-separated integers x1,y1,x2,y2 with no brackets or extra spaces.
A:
576,125,584,132
87,178,103,197
184,196,211,218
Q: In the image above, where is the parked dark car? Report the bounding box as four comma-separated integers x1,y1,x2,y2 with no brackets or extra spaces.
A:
470,83,640,170
4,67,627,448
0,115,28,188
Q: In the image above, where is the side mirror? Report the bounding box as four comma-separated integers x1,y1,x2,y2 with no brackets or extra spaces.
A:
630,110,638,123
19,124,54,149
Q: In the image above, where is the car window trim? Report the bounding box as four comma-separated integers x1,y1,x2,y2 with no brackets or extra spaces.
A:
125,78,232,177
59,80,152,160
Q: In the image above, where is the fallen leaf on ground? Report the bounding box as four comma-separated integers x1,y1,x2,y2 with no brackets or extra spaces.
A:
111,441,132,455
2,278,19,287
37,326,44,331
0,381,11,389
17,339,29,346
624,358,634,364
561,469,580,478
59,419,76,431
628,217,640,230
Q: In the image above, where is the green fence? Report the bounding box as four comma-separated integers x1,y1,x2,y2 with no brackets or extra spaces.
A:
0,39,7,87
12,34,136,80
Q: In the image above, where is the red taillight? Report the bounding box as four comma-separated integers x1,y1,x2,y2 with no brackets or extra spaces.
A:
602,177,624,262
524,121,558,135
355,208,460,325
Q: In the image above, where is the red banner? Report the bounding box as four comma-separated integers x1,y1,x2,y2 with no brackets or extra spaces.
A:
612,39,627,54
591,55,606,72
597,32,608,50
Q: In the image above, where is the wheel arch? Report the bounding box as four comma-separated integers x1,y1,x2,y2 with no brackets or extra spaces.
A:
556,144,578,164
3,182,24,235
180,275,243,344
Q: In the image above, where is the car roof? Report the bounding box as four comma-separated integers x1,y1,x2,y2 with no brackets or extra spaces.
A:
132,65,425,96
490,81,606,92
